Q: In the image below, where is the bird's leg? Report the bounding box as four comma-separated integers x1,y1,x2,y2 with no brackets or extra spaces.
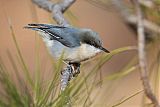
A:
69,62,81,77
62,61,81,80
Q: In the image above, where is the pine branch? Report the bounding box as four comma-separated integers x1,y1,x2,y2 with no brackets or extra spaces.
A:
135,1,160,107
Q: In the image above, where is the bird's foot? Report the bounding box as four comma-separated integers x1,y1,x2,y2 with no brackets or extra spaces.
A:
69,62,81,77
61,62,81,81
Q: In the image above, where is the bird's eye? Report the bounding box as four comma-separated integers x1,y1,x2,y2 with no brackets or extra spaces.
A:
91,41,95,46
98,40,102,45
92,42,98,48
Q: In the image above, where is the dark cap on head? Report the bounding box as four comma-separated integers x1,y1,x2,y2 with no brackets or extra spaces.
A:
80,29,110,53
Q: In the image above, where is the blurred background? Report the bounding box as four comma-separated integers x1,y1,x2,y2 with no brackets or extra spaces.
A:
0,0,159,107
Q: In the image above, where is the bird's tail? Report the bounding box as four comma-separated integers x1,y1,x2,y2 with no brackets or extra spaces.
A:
24,23,66,31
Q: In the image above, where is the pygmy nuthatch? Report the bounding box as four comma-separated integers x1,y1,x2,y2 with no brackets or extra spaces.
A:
24,24,110,76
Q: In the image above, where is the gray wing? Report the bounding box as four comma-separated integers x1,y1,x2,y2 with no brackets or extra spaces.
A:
25,24,81,47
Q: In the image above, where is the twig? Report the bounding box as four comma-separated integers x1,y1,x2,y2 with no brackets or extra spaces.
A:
112,0,160,35
32,0,76,91
32,0,75,26
61,65,72,91
135,1,160,107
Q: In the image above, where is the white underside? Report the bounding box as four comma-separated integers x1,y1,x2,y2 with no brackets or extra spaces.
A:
40,32,102,62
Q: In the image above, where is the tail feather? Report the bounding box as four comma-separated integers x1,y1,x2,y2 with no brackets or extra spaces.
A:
28,24,53,28
25,23,66,29
23,26,41,31
24,23,65,39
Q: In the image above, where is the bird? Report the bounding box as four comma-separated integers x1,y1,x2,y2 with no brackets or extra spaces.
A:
24,24,110,76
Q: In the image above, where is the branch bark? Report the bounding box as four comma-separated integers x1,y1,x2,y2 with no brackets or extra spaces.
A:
32,0,76,91
32,0,75,26
112,0,160,35
135,1,160,107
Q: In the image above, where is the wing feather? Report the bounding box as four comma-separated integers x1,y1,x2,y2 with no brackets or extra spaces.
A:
24,24,81,47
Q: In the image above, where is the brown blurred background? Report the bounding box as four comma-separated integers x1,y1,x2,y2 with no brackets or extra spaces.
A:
0,0,143,106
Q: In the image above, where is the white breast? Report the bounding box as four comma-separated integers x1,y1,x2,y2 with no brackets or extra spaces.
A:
42,38,102,62
65,43,102,62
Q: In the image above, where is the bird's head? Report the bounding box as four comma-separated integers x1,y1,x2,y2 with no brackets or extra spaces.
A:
79,29,110,53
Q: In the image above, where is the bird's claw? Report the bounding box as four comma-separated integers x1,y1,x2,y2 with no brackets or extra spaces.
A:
69,62,81,78
71,65,80,77
61,62,81,81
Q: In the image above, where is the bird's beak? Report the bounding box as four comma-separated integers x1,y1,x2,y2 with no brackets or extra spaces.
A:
100,47,110,53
